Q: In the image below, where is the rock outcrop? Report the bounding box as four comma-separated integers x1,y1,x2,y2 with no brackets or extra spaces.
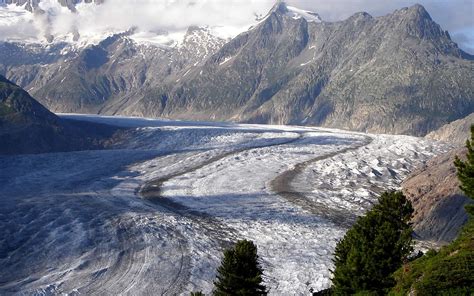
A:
402,148,471,243
426,112,474,145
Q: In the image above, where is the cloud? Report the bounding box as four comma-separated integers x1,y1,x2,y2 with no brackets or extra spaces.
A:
43,0,276,41
0,0,276,43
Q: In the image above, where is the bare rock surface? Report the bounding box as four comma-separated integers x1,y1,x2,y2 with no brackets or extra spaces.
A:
402,147,471,243
426,112,474,146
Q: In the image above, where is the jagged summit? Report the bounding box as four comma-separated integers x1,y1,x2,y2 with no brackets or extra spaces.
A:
271,1,288,14
348,11,373,21
390,3,434,26
271,1,322,22
390,3,451,42
402,3,432,20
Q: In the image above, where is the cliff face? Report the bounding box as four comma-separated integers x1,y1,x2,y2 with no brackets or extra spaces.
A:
402,148,471,243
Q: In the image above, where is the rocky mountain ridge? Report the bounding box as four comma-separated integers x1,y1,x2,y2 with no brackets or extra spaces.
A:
0,74,119,154
1,2,473,136
426,112,474,145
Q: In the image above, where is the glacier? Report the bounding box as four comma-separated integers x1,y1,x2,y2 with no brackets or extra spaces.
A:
0,114,450,295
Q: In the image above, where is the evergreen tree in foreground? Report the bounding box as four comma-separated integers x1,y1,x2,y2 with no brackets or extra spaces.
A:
454,125,474,215
213,240,267,296
332,191,414,295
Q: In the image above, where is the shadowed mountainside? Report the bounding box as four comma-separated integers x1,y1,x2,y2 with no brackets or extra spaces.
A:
0,75,120,154
403,147,471,243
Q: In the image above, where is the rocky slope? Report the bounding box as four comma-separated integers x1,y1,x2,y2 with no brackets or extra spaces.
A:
405,117,473,243
1,26,226,114
426,112,474,145
402,147,471,243
1,2,473,136
154,3,472,136
0,75,118,154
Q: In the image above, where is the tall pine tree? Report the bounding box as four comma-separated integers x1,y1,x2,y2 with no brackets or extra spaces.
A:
454,125,474,215
332,191,413,295
213,240,267,296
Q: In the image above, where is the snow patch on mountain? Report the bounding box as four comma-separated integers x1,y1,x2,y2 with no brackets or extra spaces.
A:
286,5,322,22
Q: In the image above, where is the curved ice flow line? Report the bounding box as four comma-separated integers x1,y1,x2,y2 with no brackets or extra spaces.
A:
270,134,373,227
139,128,373,294
139,131,306,294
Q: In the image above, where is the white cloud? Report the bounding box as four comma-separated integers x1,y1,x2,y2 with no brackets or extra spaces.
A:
0,0,276,43
0,3,39,41
73,0,274,38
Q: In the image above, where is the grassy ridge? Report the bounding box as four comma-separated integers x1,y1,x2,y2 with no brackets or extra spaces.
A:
389,214,474,295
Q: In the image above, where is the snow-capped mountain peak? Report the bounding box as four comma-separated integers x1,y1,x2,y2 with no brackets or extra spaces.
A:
286,5,322,22
269,1,322,23
0,0,264,48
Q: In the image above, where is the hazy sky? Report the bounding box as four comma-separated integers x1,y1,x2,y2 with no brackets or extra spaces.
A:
0,0,473,53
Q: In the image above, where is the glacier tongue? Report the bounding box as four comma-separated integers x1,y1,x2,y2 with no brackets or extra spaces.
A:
0,114,451,295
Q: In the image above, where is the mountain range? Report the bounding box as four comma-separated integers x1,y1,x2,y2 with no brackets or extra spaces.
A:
0,2,472,136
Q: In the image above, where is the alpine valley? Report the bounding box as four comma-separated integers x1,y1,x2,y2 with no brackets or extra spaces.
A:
1,1,472,136
0,1,473,295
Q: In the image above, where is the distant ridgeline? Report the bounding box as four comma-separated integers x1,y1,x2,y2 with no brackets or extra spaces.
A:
0,2,473,136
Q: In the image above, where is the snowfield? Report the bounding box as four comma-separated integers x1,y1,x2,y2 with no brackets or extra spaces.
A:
0,115,450,295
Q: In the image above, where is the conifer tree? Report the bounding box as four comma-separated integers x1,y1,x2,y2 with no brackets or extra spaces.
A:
454,125,474,215
332,191,413,295
213,240,267,296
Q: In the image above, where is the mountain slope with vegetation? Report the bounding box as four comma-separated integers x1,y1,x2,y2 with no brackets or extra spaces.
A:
391,127,474,294
390,218,473,295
